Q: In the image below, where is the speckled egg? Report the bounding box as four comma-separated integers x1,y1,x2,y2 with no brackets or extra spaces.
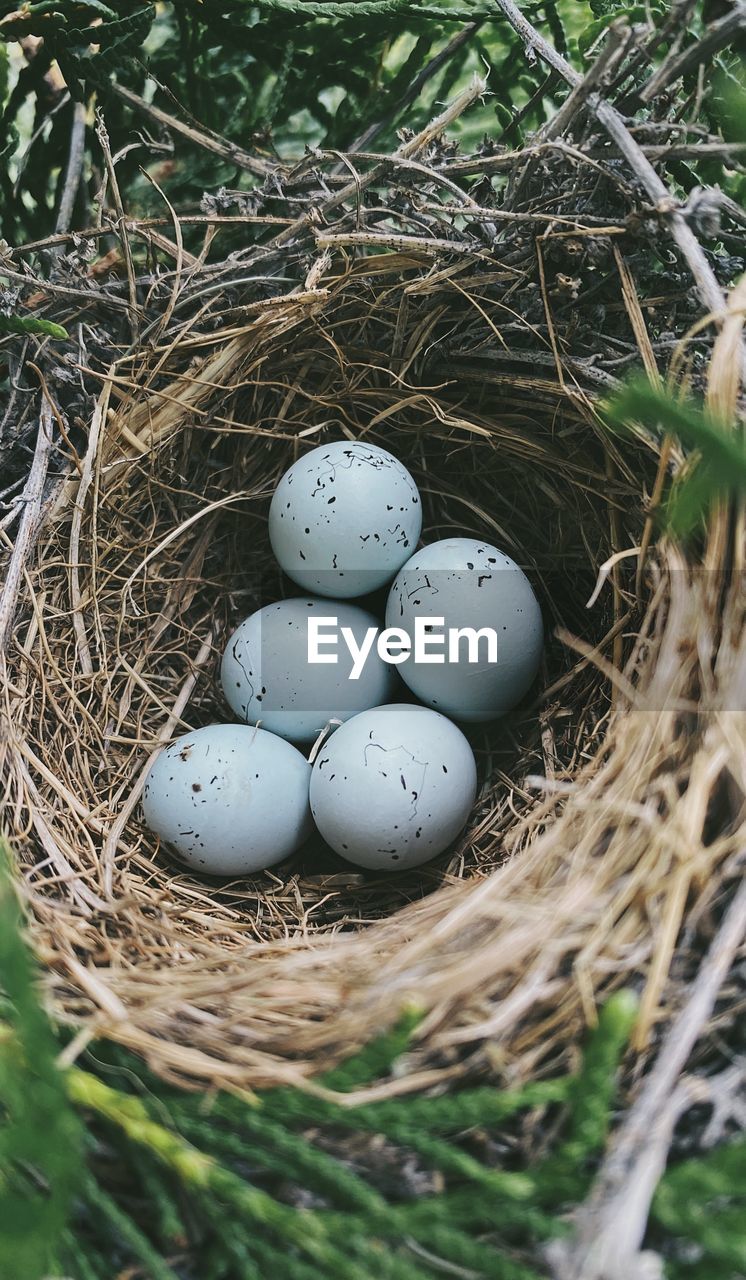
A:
268,441,422,598
309,704,477,871
141,723,312,876
385,538,543,722
221,597,398,744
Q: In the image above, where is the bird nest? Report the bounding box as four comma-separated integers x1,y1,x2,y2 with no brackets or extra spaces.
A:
2,68,744,1093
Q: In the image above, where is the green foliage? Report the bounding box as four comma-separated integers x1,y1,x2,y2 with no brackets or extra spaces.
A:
560,988,638,1163
321,1004,423,1090
0,0,495,238
653,1140,746,1273
605,377,746,536
0,843,84,1280
0,313,69,339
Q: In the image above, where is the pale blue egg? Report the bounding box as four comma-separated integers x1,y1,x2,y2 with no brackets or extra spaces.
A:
269,441,422,598
142,724,312,876
221,598,398,744
310,704,477,871
385,538,543,722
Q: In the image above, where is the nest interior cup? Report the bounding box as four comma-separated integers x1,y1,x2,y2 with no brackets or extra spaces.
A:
8,235,743,1089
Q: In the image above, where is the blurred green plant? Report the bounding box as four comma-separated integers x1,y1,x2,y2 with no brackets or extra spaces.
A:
0,844,83,1280
1,837,744,1279
605,377,746,537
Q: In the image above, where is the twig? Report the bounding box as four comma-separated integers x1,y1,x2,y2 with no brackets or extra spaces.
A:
548,874,746,1280
11,214,297,257
490,0,729,325
640,140,746,159
440,139,746,175
55,100,87,237
314,229,492,258
0,400,54,656
111,82,272,179
605,0,697,102
0,259,136,318
69,375,115,677
420,202,625,229
507,20,632,215
639,1,746,104
95,111,139,343
541,20,631,142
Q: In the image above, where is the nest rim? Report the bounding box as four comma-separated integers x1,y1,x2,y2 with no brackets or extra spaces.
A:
3,129,745,1093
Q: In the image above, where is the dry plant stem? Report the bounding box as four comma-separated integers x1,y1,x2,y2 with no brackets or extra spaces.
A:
540,20,631,142
0,400,53,657
12,215,297,256
439,138,746,176
95,112,139,343
69,376,114,677
639,1,746,104
315,230,493,257
0,259,134,318
14,757,108,915
549,875,746,1280
491,0,729,325
611,245,666,598
704,272,746,575
644,140,746,158
110,83,271,178
55,100,87,238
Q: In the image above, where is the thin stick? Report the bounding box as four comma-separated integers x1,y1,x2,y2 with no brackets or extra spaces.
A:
55,100,87,236
69,375,114,676
0,259,135,318
348,21,482,153
12,214,297,256
271,73,487,250
95,111,139,342
0,401,53,656
315,229,492,258
111,82,271,179
540,19,630,142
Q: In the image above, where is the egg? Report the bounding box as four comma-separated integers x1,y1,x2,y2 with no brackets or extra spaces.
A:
141,723,312,876
385,538,543,722
221,597,398,744
268,441,422,598
309,704,477,871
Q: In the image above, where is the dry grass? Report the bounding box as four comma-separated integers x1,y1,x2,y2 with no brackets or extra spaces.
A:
1,70,744,1094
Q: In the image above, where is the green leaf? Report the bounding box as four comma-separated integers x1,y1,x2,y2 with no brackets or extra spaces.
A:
320,1005,423,1090
0,314,69,340
604,377,746,536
